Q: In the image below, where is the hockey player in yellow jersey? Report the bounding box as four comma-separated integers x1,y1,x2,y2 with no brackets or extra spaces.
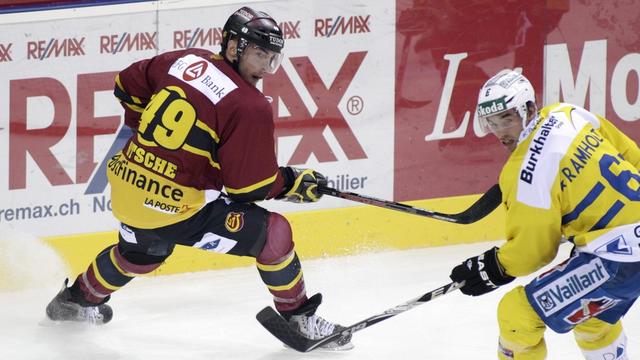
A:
449,68,640,359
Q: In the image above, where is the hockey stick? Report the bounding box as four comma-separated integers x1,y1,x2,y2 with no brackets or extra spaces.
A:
318,183,501,224
256,281,463,352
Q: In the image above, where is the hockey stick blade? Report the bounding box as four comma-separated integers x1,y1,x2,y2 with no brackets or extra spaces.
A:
256,306,315,352
318,184,501,224
257,281,463,352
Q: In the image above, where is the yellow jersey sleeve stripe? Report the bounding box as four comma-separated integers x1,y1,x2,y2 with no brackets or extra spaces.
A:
196,120,220,143
115,74,145,107
115,74,124,91
124,102,145,113
226,172,278,194
183,143,221,169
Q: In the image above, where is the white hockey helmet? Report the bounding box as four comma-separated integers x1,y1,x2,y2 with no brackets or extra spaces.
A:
476,68,536,132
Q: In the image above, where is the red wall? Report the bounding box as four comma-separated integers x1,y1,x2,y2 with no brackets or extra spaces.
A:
394,0,640,201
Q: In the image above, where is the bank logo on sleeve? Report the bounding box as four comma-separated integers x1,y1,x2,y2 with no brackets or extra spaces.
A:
183,60,208,81
169,54,237,105
532,258,610,316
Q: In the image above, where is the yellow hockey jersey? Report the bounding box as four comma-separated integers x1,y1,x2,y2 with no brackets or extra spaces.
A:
497,103,640,277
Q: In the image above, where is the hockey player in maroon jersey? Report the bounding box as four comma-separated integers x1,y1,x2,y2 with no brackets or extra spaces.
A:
46,6,353,350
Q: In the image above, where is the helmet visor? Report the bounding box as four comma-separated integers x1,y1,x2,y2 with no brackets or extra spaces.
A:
479,109,521,133
246,43,283,74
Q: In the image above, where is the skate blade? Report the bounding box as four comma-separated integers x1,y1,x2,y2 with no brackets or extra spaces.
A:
38,317,100,328
283,341,354,352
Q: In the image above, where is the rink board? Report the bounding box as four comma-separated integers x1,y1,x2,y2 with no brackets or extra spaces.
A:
44,191,505,276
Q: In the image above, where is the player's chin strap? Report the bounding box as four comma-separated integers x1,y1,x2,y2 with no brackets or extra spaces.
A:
318,184,502,224
257,281,465,352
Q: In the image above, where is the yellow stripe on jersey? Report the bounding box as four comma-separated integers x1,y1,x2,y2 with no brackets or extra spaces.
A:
136,133,158,147
226,172,278,195
196,120,220,143
115,74,124,92
123,102,145,113
183,143,221,169
115,74,144,105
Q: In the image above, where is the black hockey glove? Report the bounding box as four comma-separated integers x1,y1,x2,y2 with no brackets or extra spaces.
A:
277,167,327,203
449,247,515,297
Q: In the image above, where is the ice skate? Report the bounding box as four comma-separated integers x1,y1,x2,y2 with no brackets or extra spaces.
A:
46,279,113,325
284,293,354,351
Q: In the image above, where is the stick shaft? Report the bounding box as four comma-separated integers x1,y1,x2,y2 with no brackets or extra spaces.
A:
318,184,501,224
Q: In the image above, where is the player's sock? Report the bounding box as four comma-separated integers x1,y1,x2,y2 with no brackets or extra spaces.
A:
73,244,162,304
257,250,308,312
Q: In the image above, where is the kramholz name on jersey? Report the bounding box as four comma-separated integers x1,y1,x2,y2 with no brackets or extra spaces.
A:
533,258,610,316
169,54,238,105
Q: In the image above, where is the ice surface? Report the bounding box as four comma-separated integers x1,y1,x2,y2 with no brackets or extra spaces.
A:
1,240,638,359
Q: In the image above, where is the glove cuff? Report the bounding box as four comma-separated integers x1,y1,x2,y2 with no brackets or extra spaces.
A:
275,166,295,199
483,247,515,286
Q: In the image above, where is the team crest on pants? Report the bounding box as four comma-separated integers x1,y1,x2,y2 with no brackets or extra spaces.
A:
225,212,244,232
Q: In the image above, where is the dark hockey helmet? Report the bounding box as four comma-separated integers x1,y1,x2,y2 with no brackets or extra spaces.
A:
221,7,284,73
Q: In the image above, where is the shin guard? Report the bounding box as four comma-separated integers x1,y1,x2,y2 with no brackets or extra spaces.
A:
256,213,307,312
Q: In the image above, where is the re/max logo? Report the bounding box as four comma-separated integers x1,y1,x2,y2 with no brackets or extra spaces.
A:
315,15,370,37
173,21,300,49
100,32,157,54
27,37,85,60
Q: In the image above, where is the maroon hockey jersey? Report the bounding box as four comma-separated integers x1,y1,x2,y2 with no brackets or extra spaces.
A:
107,48,285,228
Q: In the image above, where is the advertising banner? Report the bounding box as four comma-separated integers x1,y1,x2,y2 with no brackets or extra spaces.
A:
0,0,394,236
